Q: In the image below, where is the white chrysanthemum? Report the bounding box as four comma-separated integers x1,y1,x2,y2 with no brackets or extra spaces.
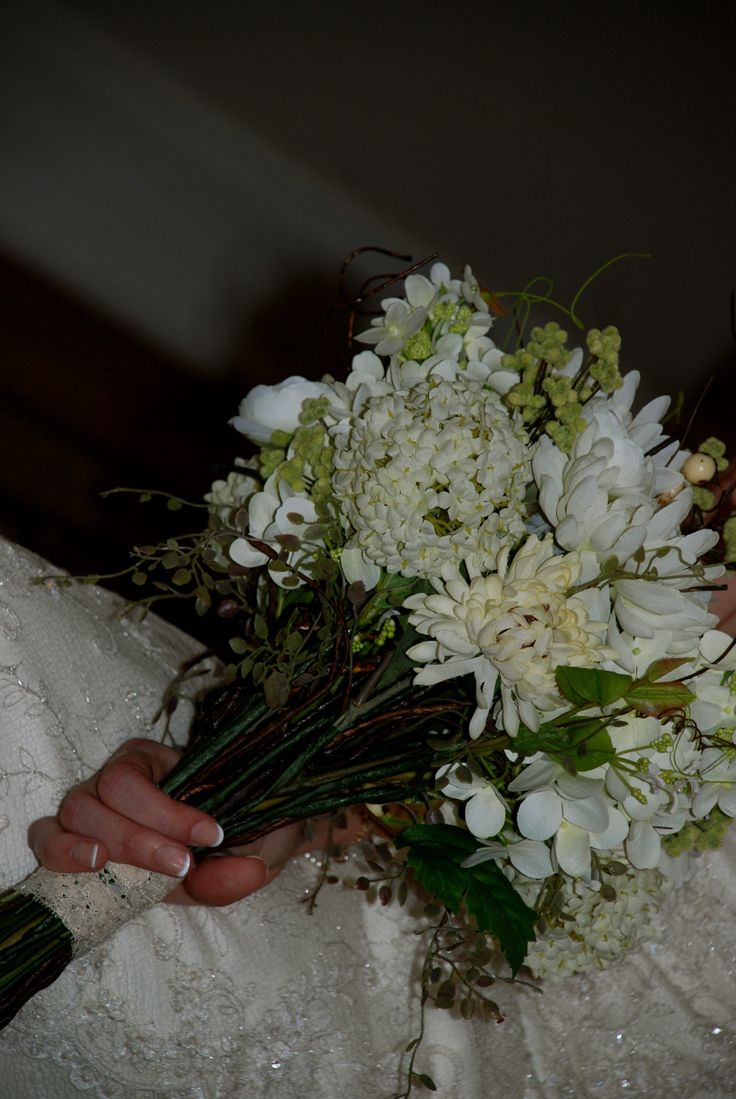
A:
331,376,530,581
406,534,613,737
518,866,671,980
533,373,689,564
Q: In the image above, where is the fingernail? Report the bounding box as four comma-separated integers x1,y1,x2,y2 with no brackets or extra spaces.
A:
156,846,191,878
72,841,100,869
244,855,269,882
189,819,224,848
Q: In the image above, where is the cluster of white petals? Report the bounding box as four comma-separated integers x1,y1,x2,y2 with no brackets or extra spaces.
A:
331,376,530,580
213,257,734,957
204,463,258,520
354,263,496,366
406,535,612,736
519,867,670,979
228,473,323,588
509,759,628,877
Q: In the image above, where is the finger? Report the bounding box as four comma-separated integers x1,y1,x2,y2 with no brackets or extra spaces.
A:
92,743,223,848
166,855,269,906
29,816,109,873
58,788,193,879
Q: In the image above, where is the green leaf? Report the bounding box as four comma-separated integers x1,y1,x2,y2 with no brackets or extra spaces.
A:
400,824,537,975
411,1072,438,1091
171,568,191,586
254,614,269,641
622,657,695,711
624,681,695,711
555,666,632,707
553,720,616,772
263,669,290,709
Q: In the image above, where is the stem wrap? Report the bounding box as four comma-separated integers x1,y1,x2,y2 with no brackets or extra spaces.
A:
16,863,180,956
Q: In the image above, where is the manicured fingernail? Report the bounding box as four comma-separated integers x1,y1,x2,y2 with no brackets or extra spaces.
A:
156,846,191,878
189,820,224,848
72,841,100,869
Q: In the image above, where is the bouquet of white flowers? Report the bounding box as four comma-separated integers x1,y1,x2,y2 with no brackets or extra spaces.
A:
2,252,735,1095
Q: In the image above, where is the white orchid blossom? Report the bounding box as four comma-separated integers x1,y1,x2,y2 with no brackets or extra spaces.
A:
509,760,628,878
229,474,324,588
436,764,508,839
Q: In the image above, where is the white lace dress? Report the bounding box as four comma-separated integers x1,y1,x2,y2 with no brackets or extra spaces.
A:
1,538,735,1098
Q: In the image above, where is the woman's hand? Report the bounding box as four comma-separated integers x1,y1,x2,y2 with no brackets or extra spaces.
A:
29,738,361,906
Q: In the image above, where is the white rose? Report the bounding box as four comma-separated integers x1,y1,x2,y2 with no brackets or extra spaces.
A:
230,376,334,445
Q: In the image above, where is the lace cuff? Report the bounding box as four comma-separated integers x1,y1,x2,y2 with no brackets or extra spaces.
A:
17,863,179,955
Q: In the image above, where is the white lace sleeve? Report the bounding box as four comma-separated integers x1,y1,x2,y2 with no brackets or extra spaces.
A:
1,538,735,1098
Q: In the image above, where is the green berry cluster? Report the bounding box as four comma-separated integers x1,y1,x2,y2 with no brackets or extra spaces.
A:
663,807,732,856
587,326,623,395
501,322,621,453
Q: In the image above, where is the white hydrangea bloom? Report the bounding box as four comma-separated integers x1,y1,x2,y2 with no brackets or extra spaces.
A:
519,867,670,979
331,376,530,582
405,534,613,737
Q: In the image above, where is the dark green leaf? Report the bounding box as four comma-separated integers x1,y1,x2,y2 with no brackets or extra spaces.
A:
411,1072,438,1091
624,681,695,710
401,824,536,975
555,666,632,707
254,614,269,641
264,670,290,709
131,571,147,587
171,568,191,586
552,720,616,772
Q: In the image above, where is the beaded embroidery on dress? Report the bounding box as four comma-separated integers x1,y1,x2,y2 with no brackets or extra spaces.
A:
1,538,735,1098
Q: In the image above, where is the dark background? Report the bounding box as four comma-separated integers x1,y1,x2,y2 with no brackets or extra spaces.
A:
1,1,734,595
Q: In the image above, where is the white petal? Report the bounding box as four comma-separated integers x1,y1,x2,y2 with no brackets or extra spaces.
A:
517,789,563,841
340,546,381,590
228,537,269,569
626,820,660,869
589,806,629,849
508,839,554,879
554,822,591,877
562,795,610,833
508,758,561,793
465,787,507,838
